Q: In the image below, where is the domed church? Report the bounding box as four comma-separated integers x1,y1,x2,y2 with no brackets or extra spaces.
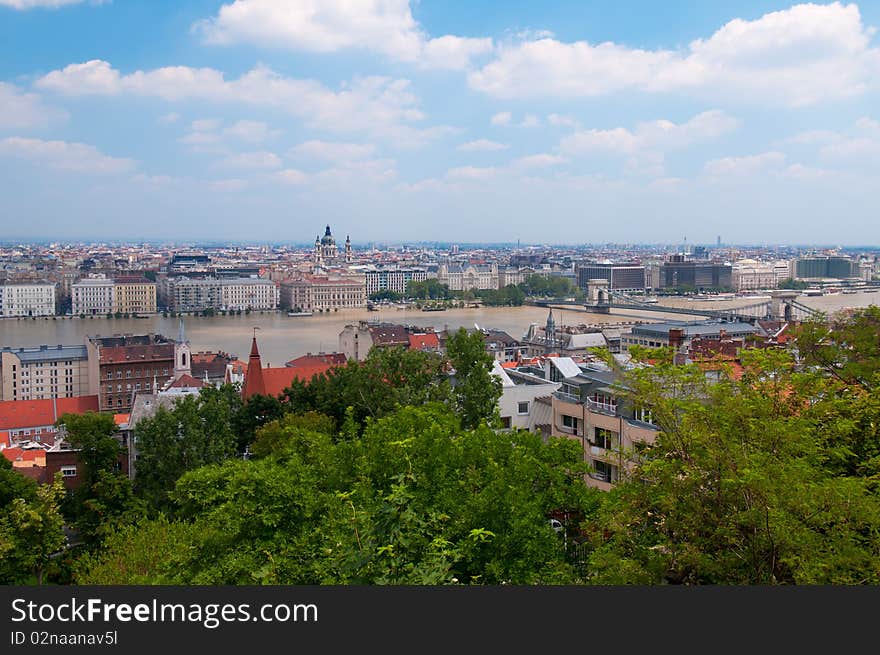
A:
314,225,352,267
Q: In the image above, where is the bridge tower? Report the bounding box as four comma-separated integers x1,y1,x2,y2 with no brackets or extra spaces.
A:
585,278,611,314
769,290,799,321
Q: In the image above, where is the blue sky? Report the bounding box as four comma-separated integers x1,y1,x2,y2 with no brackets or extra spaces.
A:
1,1,879,246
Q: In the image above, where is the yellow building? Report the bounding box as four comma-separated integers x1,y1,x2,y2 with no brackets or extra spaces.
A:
113,276,157,314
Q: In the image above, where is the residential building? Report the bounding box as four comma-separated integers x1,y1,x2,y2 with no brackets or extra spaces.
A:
492,361,560,432
219,278,279,311
113,276,157,314
0,282,56,317
339,322,410,361
72,275,115,315
0,395,100,446
0,344,93,401
280,275,365,312
87,333,190,412
160,277,221,312
160,277,278,312
549,362,660,490
363,267,428,296
521,310,608,357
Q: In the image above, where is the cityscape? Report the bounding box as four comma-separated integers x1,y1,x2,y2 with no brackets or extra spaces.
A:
2,1,880,626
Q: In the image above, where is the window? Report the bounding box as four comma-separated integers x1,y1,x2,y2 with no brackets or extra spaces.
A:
590,460,617,483
500,416,512,429
635,406,654,425
593,428,618,450
561,414,578,432
61,465,77,478
517,401,530,415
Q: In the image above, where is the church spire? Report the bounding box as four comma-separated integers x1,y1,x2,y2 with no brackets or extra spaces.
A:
242,329,266,400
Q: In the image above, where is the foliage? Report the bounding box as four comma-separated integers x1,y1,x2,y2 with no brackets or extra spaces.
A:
777,278,809,290
0,475,67,584
251,411,336,459
134,388,239,511
445,328,502,430
76,405,598,585
0,455,38,507
232,391,282,452
475,285,526,306
583,344,880,584
369,290,404,302
518,274,578,298
406,279,452,300
57,411,121,486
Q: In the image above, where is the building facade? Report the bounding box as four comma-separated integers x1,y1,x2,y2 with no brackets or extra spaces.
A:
72,275,115,315
659,257,733,290
576,263,646,292
0,345,93,401
220,278,279,311
281,276,366,312
160,277,278,312
363,267,428,296
0,282,56,317
437,263,499,291
113,276,157,314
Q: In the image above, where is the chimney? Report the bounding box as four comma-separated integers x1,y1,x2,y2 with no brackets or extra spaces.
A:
668,328,685,351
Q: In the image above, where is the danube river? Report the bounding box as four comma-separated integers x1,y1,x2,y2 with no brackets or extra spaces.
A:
0,291,877,366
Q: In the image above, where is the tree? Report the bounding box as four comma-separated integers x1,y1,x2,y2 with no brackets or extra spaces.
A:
582,345,880,584
0,475,67,584
369,290,404,302
0,455,38,507
234,392,284,452
134,390,238,511
406,279,451,300
445,328,502,430
58,412,121,486
75,405,598,585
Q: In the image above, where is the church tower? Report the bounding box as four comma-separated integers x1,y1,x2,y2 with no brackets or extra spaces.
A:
345,235,352,264
173,317,192,380
545,309,557,354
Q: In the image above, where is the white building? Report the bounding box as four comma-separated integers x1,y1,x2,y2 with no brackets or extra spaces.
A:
492,361,560,432
220,278,279,311
72,275,115,315
437,263,499,291
363,267,428,296
0,282,56,317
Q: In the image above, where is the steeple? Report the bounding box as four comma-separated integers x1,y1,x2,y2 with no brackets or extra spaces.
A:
242,332,266,400
545,309,556,353
345,234,352,263
178,317,186,344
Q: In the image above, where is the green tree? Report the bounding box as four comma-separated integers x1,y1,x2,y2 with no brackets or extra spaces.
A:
369,290,404,302
445,328,502,429
0,475,67,584
58,412,121,485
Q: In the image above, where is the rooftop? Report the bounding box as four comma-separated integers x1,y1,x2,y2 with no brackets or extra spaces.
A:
1,344,88,362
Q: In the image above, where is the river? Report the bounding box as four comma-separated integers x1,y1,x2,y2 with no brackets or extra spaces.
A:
1,291,877,366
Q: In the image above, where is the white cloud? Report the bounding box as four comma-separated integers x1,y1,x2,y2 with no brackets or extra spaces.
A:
37,60,450,147
520,114,541,128
469,3,880,106
0,83,68,129
224,119,280,143
0,136,135,174
0,0,105,8
704,151,786,176
157,112,180,125
272,168,309,185
288,140,376,162
457,139,508,152
194,0,493,70
192,118,222,132
490,111,512,126
511,153,567,169
560,110,739,155
207,178,248,192
446,166,498,180
547,113,580,128
216,150,282,170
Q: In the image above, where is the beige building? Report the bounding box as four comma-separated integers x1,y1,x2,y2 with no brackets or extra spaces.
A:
220,278,279,311
281,275,366,313
547,359,659,490
0,344,94,401
72,275,115,315
437,263,499,291
731,259,791,291
113,276,157,314
0,282,56,317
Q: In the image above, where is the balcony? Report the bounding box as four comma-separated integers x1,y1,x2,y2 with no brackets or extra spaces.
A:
553,391,581,404
585,398,618,417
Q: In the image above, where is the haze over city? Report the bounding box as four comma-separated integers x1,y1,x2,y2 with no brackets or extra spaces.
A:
2,1,880,244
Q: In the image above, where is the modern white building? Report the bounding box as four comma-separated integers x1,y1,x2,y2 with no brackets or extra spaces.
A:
492,361,560,432
0,282,56,317
363,267,428,296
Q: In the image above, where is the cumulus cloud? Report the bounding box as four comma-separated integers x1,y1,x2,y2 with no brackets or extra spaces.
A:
157,112,180,125
704,151,786,176
446,165,498,180
511,153,567,169
469,2,880,106
0,136,135,174
288,140,376,162
560,110,740,155
0,83,68,129
457,139,508,152
36,60,452,147
490,111,512,126
194,0,493,70
215,150,282,170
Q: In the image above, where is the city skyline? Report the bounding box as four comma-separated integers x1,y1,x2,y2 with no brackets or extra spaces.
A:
2,1,880,244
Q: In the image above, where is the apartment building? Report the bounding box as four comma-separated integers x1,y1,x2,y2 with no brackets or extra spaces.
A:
113,276,157,314
548,360,660,490
0,344,94,401
363,267,428,296
160,276,277,311
0,282,56,317
220,278,279,311
72,275,115,315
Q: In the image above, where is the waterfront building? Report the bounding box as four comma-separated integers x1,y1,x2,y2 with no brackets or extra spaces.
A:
280,275,365,312
0,344,94,401
72,275,115,315
362,267,428,296
576,262,646,292
659,256,733,290
437,263,499,291
113,276,157,314
0,282,56,317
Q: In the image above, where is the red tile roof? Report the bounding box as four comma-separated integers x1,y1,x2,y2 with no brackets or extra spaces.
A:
242,337,266,401
100,344,175,365
0,396,100,430
113,413,131,426
408,333,440,351
286,353,347,368
168,374,205,389
261,366,333,397
2,447,46,465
